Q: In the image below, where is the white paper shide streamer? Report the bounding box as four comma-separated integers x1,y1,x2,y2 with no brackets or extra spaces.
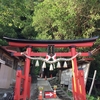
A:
42,62,46,68
35,60,39,67
63,61,68,68
53,64,55,69
57,61,61,68
49,64,53,71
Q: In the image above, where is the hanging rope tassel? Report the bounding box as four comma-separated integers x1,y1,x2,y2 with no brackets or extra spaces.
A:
35,60,39,67
42,62,46,68
49,64,53,71
63,61,68,68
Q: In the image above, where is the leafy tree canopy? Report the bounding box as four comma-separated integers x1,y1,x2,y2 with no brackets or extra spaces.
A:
0,0,39,45
32,0,100,40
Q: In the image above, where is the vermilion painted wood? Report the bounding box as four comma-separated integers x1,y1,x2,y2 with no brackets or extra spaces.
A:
14,70,22,100
71,47,86,100
9,42,94,47
14,47,32,100
72,77,75,100
3,36,98,100
71,47,80,99
4,36,98,47
78,69,86,100
23,47,31,99
27,77,31,98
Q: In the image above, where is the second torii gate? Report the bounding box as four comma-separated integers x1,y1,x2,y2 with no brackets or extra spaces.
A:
4,36,98,100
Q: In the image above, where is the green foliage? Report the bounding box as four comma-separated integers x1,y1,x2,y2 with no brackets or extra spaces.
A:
78,0,100,38
0,0,37,45
0,0,34,27
67,91,73,97
89,55,100,79
33,0,77,40
33,60,42,75
32,0,100,40
97,97,100,100
34,67,40,75
87,95,97,100
0,0,99,42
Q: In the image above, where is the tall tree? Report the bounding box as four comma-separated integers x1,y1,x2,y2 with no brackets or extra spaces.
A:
0,0,38,45
33,0,77,40
32,0,100,40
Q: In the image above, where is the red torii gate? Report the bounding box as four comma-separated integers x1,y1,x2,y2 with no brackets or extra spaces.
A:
4,36,98,100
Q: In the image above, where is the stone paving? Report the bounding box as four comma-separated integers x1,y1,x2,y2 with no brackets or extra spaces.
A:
0,87,13,99
30,82,38,100
37,78,61,100
0,78,61,100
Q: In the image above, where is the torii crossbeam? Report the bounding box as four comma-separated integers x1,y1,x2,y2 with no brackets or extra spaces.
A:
4,36,98,100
